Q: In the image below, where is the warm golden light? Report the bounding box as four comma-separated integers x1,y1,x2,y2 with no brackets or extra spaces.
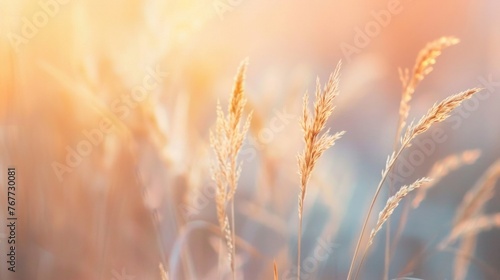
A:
1,0,500,279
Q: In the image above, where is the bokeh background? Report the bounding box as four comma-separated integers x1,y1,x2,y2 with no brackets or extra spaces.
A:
1,0,500,279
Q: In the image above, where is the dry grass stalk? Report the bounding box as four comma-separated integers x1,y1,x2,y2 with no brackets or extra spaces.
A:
453,233,477,280
355,178,431,280
385,37,458,279
440,213,500,249
389,149,480,278
273,260,279,280
369,178,431,246
396,36,459,139
412,150,481,208
349,88,482,279
297,60,345,280
298,61,345,218
210,59,252,279
454,159,500,228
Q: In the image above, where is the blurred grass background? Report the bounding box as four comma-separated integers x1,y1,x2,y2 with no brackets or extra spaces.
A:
1,0,500,279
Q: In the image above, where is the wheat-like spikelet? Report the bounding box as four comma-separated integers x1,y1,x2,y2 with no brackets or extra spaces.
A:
384,37,459,279
440,213,500,249
297,60,344,280
273,260,279,280
210,59,252,278
352,178,431,280
349,89,482,280
454,160,500,229
412,150,481,208
210,104,235,272
401,88,481,145
298,60,345,218
396,36,459,138
383,89,481,191
159,263,169,280
368,178,431,246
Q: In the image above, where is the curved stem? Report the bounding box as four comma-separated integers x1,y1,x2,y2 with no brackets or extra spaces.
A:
354,246,370,280
347,143,407,280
